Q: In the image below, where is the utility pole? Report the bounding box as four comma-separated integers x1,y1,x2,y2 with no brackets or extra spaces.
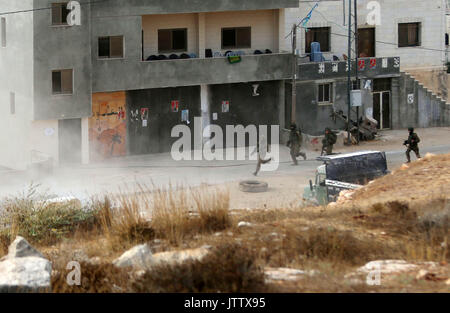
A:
354,0,360,144
346,0,352,145
291,24,297,125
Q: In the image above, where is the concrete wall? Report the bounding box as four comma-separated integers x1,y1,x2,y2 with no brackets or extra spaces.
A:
205,10,279,55
33,0,92,120
209,81,282,147
127,86,201,154
30,120,59,164
91,0,298,17
92,53,292,92
407,69,449,102
288,80,348,136
0,0,34,170
142,13,199,57
142,10,280,57
286,0,446,69
393,73,450,128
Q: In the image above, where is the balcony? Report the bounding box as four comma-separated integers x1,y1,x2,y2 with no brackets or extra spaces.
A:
92,7,291,92
296,57,401,81
91,0,299,17
92,53,293,93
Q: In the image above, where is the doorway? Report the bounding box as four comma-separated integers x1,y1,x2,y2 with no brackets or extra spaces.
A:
373,92,390,129
58,118,82,164
358,28,375,58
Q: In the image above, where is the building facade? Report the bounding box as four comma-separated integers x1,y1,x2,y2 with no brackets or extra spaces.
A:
1,0,449,170
283,0,450,136
0,0,297,169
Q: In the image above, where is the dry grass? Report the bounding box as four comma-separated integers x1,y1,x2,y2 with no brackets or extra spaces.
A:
364,199,450,262
51,261,130,293
97,195,154,252
150,186,231,245
133,243,267,293
191,187,232,233
92,185,232,250
0,185,100,247
2,154,449,293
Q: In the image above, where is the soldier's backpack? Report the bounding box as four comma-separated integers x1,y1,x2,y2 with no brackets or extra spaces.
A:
329,132,337,145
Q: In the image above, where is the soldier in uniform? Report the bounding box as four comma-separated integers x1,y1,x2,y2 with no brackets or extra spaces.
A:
404,127,421,163
321,128,336,156
287,124,307,165
251,134,271,176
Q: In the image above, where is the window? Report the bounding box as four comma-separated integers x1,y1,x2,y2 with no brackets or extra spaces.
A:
352,79,361,90
318,83,333,104
158,29,187,53
398,23,421,47
10,92,15,115
98,36,124,58
52,69,73,95
221,27,251,49
1,17,6,47
305,27,330,53
51,2,70,26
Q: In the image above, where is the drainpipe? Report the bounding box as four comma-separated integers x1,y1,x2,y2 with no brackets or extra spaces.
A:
354,0,359,144
346,0,352,145
291,24,297,126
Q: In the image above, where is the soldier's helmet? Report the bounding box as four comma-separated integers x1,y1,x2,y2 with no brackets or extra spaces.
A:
408,127,414,132
325,127,331,132
290,124,297,130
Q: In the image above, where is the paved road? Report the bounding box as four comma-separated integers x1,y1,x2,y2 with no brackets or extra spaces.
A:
0,143,449,202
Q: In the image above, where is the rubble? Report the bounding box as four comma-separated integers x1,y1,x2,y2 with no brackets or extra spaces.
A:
0,237,52,293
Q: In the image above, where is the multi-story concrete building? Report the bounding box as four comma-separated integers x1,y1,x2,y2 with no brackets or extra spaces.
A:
284,0,450,136
0,0,297,170
1,0,449,170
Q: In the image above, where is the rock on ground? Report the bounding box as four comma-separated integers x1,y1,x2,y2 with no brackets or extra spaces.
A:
264,267,318,282
112,244,154,270
113,244,211,270
356,260,438,275
237,221,252,228
0,236,52,293
152,246,211,266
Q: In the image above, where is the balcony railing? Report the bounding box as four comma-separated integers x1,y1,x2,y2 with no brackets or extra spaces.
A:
296,57,401,81
92,53,293,93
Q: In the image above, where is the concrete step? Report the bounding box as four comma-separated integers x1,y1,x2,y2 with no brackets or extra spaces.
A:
402,71,450,105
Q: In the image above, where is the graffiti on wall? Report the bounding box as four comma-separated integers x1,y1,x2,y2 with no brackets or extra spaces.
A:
89,92,127,161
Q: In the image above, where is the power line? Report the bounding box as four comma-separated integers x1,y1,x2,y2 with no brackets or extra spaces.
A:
288,1,447,55
0,0,111,16
3,0,447,54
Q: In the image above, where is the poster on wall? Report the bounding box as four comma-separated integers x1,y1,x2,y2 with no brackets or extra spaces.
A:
181,109,189,123
89,92,127,161
222,101,230,113
141,108,149,127
171,100,179,112
212,113,218,121
407,94,414,104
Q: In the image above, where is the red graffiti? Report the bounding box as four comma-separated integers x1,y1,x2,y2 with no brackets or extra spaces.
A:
370,58,377,69
311,138,319,145
358,59,365,70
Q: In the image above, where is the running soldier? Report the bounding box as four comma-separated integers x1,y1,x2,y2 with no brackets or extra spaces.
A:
321,128,337,156
252,134,272,176
287,124,307,165
404,127,421,163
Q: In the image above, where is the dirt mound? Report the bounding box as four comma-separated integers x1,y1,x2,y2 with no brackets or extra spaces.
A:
349,153,450,206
